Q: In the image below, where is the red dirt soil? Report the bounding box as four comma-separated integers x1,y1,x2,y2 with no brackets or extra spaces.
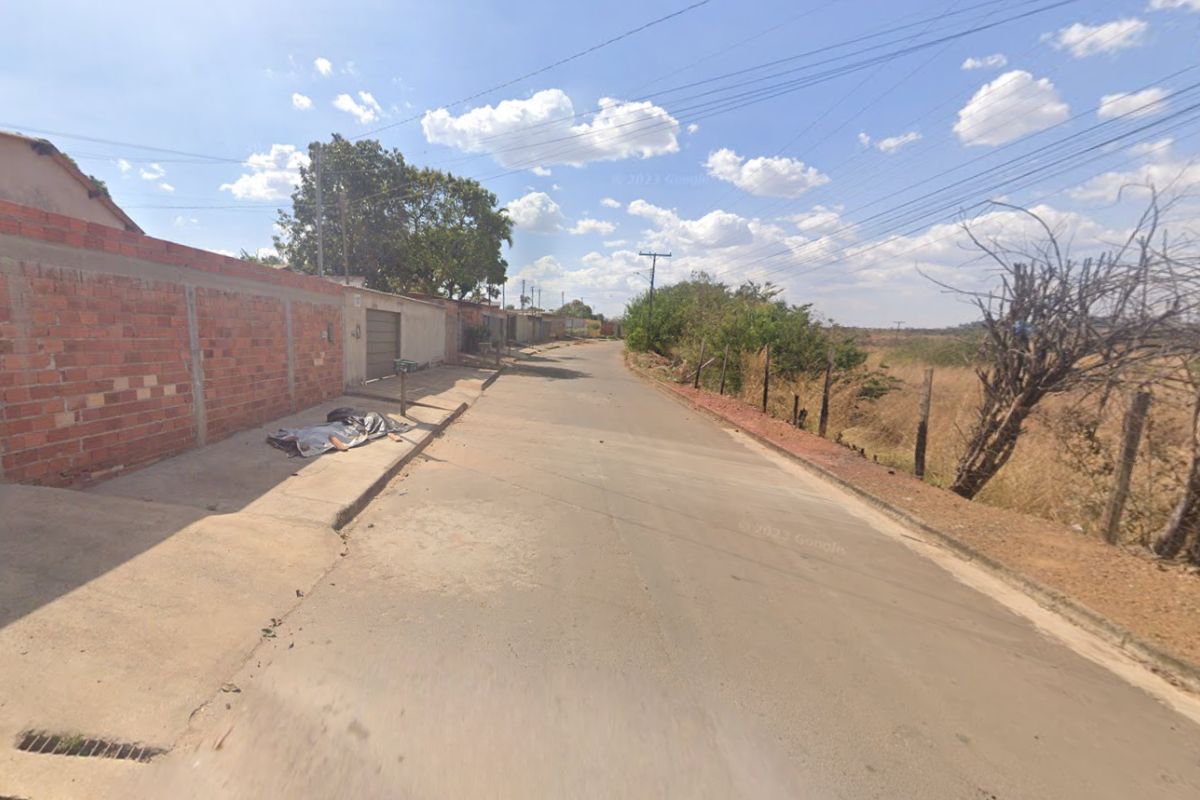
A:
631,357,1200,672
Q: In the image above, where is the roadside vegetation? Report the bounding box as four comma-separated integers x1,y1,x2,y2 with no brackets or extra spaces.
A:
626,195,1200,562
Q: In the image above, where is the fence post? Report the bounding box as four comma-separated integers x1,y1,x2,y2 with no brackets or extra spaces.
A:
400,370,408,417
914,367,934,480
792,394,800,426
761,344,770,414
694,340,706,389
718,344,729,395
1101,390,1152,544
817,350,833,437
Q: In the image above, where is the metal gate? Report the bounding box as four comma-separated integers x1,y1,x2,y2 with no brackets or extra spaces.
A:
365,309,401,380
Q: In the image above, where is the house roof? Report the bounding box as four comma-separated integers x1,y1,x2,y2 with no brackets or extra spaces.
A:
0,130,143,233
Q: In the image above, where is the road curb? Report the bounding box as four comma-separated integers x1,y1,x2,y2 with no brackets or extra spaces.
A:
332,401,470,530
637,367,1200,696
482,365,506,390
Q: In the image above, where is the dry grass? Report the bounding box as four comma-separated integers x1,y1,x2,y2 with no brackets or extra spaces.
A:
729,335,1192,545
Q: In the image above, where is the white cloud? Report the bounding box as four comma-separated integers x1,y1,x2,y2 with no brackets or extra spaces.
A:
314,57,332,76
703,148,830,198
603,239,628,248
788,205,846,235
1128,137,1173,157
954,70,1069,146
569,218,617,236
333,91,383,124
1069,147,1200,202
600,197,622,208
421,88,680,168
505,191,564,233
629,200,754,248
962,53,1008,70
687,123,700,134
857,132,872,148
530,166,552,176
116,158,132,174
220,144,310,201
292,92,313,110
139,163,165,181
875,131,922,154
158,182,175,193
1097,87,1168,119
173,215,198,228
1049,18,1148,58
1147,0,1200,11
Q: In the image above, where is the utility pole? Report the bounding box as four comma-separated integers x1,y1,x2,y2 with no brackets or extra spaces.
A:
338,189,350,285
315,144,324,277
561,290,565,309
638,251,670,346
520,279,526,310
894,321,905,331
538,287,542,309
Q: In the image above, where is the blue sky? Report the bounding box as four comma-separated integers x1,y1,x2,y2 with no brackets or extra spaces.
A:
3,0,1199,325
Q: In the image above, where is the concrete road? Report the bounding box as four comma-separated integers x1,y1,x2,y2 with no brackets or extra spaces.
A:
138,341,1200,799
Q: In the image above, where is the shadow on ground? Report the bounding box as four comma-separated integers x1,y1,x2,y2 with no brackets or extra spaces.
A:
516,364,591,380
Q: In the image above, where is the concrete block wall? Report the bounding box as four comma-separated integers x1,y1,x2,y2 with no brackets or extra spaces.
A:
0,199,343,486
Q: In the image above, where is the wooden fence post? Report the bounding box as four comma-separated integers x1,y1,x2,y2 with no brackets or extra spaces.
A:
694,340,706,389
817,350,833,437
1101,390,1152,544
792,394,800,426
400,370,407,417
761,344,770,414
718,344,730,395
914,367,934,480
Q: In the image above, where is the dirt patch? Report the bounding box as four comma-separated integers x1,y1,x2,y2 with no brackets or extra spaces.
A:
627,355,1200,673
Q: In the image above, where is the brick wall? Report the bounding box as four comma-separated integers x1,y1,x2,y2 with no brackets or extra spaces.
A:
0,199,343,486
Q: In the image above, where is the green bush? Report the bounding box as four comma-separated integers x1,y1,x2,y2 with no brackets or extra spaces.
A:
623,273,866,385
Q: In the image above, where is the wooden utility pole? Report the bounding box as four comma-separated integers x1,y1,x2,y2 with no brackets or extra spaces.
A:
761,344,770,414
1101,390,1152,544
718,344,729,395
638,251,671,346
315,144,324,277
338,190,351,285
694,341,706,389
818,350,833,437
914,367,934,479
520,279,526,310
399,370,407,418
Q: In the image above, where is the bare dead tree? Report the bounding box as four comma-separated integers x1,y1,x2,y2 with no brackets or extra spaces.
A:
930,197,1192,500
1154,363,1200,559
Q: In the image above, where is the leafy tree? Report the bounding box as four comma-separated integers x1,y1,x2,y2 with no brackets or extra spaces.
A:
238,249,284,267
557,299,597,319
274,135,511,298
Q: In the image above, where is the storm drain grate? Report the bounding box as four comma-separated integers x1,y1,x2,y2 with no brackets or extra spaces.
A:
15,730,166,763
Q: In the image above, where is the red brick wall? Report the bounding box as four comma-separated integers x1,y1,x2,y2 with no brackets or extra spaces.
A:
292,300,342,409
0,200,343,486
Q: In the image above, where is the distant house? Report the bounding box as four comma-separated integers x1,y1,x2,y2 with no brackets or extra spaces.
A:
0,130,141,232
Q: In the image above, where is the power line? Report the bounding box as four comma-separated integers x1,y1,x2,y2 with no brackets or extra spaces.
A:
351,0,714,140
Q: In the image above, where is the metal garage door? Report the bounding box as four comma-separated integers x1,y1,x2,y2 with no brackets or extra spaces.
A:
365,309,401,380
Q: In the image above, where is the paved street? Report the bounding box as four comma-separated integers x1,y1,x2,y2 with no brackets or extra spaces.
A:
139,341,1200,799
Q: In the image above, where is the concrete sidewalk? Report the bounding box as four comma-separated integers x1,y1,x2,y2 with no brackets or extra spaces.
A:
0,362,498,800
